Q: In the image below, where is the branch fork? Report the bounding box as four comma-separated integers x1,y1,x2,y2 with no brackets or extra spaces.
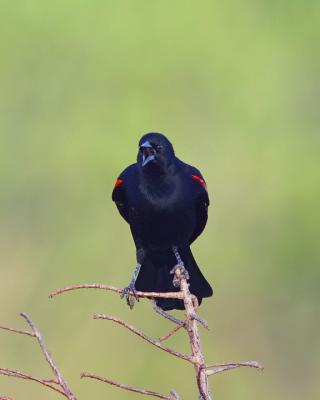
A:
0,313,76,400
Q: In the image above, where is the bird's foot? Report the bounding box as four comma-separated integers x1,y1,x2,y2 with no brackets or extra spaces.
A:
120,283,139,309
170,263,190,288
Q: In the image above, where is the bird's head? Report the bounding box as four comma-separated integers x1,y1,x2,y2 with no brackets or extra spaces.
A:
137,132,175,174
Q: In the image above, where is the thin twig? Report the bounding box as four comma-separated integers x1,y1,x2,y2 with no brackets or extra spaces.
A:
49,284,184,300
205,361,263,376
94,314,195,364
81,373,180,399
42,377,60,385
0,368,67,397
0,325,35,337
151,300,185,326
159,324,185,342
190,313,209,330
20,312,76,400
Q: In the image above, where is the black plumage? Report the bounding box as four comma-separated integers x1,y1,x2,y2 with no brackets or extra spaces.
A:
112,133,213,310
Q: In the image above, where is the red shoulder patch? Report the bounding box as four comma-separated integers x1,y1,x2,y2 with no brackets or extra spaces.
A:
191,174,207,190
114,178,123,189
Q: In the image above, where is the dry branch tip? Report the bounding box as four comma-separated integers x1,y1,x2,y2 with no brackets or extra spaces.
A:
80,372,180,400
205,361,264,377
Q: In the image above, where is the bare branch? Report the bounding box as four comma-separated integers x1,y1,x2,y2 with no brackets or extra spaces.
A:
20,312,76,400
47,267,261,399
81,372,180,399
0,368,66,397
94,314,195,364
2,231,262,400
0,325,35,337
49,284,184,300
205,361,263,376
0,314,77,400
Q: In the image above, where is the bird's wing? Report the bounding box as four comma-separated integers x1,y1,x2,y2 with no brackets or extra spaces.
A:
187,166,210,244
111,164,137,224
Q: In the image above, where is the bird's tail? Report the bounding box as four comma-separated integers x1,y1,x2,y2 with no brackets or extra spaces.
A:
135,246,213,311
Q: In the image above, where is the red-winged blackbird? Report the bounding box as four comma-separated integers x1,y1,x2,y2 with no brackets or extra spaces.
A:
112,133,213,310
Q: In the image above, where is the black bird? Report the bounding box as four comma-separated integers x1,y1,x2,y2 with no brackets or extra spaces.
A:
112,133,213,311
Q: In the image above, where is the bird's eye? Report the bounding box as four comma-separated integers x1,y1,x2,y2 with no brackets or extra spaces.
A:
155,145,163,152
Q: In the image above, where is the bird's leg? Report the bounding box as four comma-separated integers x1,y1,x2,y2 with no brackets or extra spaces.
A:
120,263,141,309
120,248,144,309
170,246,190,287
151,300,185,326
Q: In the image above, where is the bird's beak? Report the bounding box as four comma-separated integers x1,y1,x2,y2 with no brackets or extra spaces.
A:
140,141,156,167
142,154,155,167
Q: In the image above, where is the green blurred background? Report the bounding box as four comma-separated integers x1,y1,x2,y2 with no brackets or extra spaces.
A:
1,1,319,399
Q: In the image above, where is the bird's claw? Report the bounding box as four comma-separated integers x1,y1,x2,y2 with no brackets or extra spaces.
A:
170,263,190,287
120,284,139,309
